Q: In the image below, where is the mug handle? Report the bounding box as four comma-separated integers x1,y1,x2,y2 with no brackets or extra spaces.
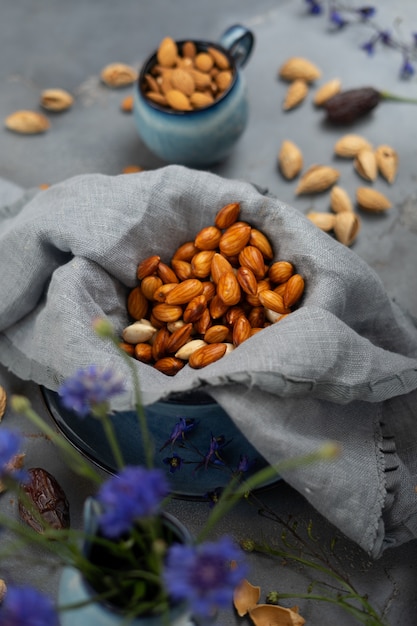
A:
219,24,255,68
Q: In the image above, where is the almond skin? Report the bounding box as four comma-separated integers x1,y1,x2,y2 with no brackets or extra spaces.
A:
219,222,251,256
127,286,148,320
249,229,274,260
217,271,241,306
165,279,203,305
188,343,227,369
137,255,161,280
214,202,241,229
154,357,185,376
283,274,305,308
238,246,266,280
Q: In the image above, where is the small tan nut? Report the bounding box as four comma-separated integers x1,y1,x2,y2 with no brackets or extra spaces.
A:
0,385,6,420
354,148,378,182
122,320,157,344
120,95,134,112
375,144,399,184
330,185,354,213
278,140,303,180
175,339,207,360
313,78,342,106
40,88,74,111
279,57,321,82
356,187,392,212
5,110,50,134
282,79,308,111
307,212,336,232
0,579,6,602
296,165,340,195
157,37,178,68
165,89,192,111
100,63,138,87
334,134,373,158
334,211,361,246
170,68,195,97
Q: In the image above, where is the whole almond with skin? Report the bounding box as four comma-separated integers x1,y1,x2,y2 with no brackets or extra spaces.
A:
165,279,203,305
5,110,50,134
194,226,222,250
279,57,321,82
182,41,197,59
201,281,216,301
207,47,230,70
237,266,258,295
165,89,192,111
278,140,303,180
283,79,308,111
120,94,134,112
146,92,168,106
258,290,289,314
354,148,377,181
154,357,185,376
248,306,265,328
157,262,179,284
183,294,207,323
134,343,153,364
152,303,183,323
190,92,214,108
249,229,274,261
296,165,340,195
217,271,241,306
215,70,233,92
225,306,245,327
195,52,214,72
191,250,215,278
211,253,233,284
0,385,7,420
137,255,161,280
141,275,163,300
219,222,251,256
268,261,294,284
170,68,195,96
40,88,74,111
210,294,230,319
166,323,193,353
119,342,135,356
330,186,354,213
313,78,342,106
100,63,138,87
173,241,199,262
307,212,336,231
193,307,212,334
283,274,305,308
188,343,227,369
127,286,148,320
375,144,398,184
334,134,372,158
233,315,251,347
204,325,230,344
153,282,177,303
214,202,240,229
171,259,194,281
334,211,361,246
157,37,178,68
238,246,266,279
152,327,170,360
356,187,392,212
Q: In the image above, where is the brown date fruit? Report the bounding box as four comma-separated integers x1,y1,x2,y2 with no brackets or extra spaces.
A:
19,467,70,533
324,87,381,124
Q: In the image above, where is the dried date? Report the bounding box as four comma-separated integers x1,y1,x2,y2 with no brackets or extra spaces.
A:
324,87,381,124
19,467,70,533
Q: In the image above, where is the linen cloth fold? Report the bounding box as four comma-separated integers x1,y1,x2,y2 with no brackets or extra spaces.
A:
1,165,417,558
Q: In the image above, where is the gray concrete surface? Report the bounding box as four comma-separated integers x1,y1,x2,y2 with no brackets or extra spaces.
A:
1,1,417,624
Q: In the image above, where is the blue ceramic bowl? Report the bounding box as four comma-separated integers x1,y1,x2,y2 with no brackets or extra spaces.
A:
41,388,277,500
133,25,254,166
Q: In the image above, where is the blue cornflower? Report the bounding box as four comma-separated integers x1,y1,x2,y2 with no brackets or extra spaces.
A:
400,58,415,79
97,466,169,537
0,429,28,483
236,454,253,474
380,30,392,45
159,417,197,451
330,10,347,28
163,453,184,474
305,0,323,15
361,39,376,55
356,6,376,19
164,536,248,619
58,365,125,417
0,585,59,626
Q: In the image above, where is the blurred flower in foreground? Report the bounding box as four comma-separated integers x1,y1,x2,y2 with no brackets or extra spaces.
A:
0,429,28,483
0,585,59,626
58,364,125,417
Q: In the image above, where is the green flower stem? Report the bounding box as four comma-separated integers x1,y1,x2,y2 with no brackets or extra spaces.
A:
10,396,102,484
95,406,125,470
380,90,417,104
198,442,339,542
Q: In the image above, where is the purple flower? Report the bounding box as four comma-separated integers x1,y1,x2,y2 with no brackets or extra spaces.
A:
400,58,415,79
380,30,392,45
0,429,27,483
236,454,253,474
305,0,322,15
330,10,347,28
97,466,169,537
58,365,125,417
164,536,248,619
163,453,184,474
0,585,59,626
356,6,376,19
159,417,197,451
361,39,376,55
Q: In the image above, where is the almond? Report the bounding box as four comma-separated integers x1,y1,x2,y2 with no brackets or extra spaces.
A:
215,70,233,92
194,225,222,250
248,306,266,328
278,140,303,180
268,261,294,284
182,41,197,59
175,339,207,360
225,306,245,327
190,92,214,108
152,327,170,360
146,92,168,106
170,68,195,96
40,88,74,112
193,307,212,334
204,325,230,344
166,323,193,353
233,315,251,347
307,212,336,231
295,165,340,195
195,52,214,72
219,222,251,256
354,148,377,181
170,259,194,281
258,290,288,314
207,46,230,70
238,246,266,279
154,357,185,376
156,37,178,68
334,134,373,158
119,342,135,356
137,255,161,280
236,266,258,295
100,63,138,87
211,253,233,284
120,94,134,112
140,275,163,300
5,110,50,134
122,320,157,344
217,271,241,306
209,294,230,319
283,274,305,308
188,343,227,369
157,262,179,284
313,78,342,106
201,281,216,301
283,79,309,110
183,294,207,323
152,303,183,323
330,186,354,213
165,89,192,111
165,279,204,305
172,241,199,262
279,57,321,83
356,187,392,212
153,282,177,303
191,250,215,278
127,286,149,320
214,202,241,229
249,229,274,260
134,343,154,364
333,211,361,246
375,144,398,184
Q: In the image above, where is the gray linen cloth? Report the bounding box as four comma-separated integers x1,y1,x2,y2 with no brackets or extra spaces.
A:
1,165,417,558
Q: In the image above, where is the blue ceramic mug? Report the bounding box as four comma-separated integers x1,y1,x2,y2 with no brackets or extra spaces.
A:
133,25,255,166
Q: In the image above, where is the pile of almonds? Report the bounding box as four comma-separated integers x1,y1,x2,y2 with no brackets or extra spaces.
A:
120,202,305,375
140,36,234,111
276,56,399,246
